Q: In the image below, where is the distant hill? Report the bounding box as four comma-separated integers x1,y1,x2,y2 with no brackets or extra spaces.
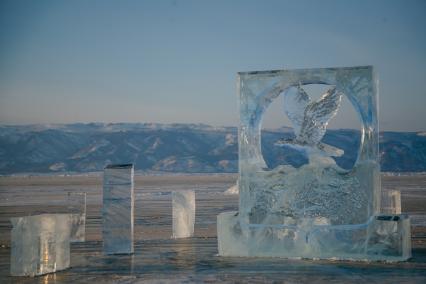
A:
0,123,425,175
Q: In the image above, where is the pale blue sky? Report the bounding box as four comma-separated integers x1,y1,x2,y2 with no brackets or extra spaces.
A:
0,0,425,131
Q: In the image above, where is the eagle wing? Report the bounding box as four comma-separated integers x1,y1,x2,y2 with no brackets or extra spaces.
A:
283,85,311,136
297,87,342,145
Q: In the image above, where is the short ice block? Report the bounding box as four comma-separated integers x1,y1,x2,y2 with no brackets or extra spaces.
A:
102,164,134,254
67,192,86,242
381,189,401,214
172,191,195,238
10,214,71,276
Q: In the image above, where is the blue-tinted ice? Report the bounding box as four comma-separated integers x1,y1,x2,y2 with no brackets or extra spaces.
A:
218,66,411,261
102,164,134,254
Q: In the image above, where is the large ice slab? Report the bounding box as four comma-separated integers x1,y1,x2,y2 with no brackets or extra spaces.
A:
217,66,411,261
172,191,195,238
218,212,411,261
10,214,71,276
102,164,134,254
67,192,86,242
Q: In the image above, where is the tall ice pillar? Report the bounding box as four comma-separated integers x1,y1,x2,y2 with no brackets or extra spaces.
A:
103,164,134,254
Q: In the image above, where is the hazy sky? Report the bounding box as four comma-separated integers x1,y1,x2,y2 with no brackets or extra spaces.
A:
0,0,425,131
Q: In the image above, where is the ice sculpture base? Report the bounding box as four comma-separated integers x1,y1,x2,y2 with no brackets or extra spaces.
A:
217,211,411,262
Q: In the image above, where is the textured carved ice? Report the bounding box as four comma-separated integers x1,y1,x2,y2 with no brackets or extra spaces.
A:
10,214,71,276
67,192,86,242
218,212,411,261
218,66,411,261
172,191,195,238
282,85,343,152
103,164,134,254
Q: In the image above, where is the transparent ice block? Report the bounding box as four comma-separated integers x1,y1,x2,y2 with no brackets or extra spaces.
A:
381,189,401,214
102,164,134,254
10,214,71,276
67,192,86,242
218,212,411,261
217,66,411,261
172,191,195,238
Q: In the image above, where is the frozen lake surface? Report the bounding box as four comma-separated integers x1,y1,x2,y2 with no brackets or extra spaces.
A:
0,174,425,283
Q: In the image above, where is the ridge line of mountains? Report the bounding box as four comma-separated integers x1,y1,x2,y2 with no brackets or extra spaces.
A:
1,123,425,175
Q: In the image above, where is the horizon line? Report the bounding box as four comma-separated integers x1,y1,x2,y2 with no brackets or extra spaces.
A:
0,122,425,133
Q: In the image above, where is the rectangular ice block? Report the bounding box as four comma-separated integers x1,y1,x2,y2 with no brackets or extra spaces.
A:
381,189,401,214
102,164,134,254
172,190,195,238
367,214,411,260
67,192,86,242
10,214,71,276
217,212,411,261
217,66,411,261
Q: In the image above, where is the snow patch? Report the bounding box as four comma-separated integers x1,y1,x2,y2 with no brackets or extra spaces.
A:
224,182,239,195
49,162,65,171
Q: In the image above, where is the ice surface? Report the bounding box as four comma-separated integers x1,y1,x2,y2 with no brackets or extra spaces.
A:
172,191,195,238
10,214,71,276
218,66,411,261
102,164,134,254
381,189,401,214
67,192,86,242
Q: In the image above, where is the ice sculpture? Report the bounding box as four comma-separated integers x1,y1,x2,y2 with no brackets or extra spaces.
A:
10,214,71,276
172,191,195,238
67,192,86,242
217,66,411,261
103,164,134,254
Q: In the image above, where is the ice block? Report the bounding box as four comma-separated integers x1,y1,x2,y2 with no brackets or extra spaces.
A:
67,192,86,242
218,212,411,261
172,190,195,238
381,189,402,214
217,66,411,261
102,164,134,254
10,214,71,276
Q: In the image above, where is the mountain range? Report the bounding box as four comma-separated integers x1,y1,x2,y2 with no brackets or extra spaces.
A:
0,123,425,175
